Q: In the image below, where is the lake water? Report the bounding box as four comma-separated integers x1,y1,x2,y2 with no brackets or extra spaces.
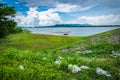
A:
23,27,119,36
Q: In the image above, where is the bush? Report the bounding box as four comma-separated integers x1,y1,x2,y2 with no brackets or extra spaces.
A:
0,2,22,38
14,27,23,33
0,25,8,38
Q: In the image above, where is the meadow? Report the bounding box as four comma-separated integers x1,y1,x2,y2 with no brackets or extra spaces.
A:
0,28,120,80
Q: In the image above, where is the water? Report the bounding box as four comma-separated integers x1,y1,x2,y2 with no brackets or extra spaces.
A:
23,27,119,36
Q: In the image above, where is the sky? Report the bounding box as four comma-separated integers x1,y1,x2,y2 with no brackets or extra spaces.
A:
1,0,120,27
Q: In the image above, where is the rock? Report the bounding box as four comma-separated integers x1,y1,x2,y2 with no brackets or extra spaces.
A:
96,67,111,77
80,65,89,69
76,50,92,54
111,51,120,57
60,49,71,52
59,47,75,52
71,65,81,73
68,64,89,73
68,64,81,73
109,35,120,43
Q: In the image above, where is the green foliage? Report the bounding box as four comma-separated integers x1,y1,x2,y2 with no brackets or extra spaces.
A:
0,31,83,50
14,27,23,33
0,27,120,79
0,3,15,16
0,47,119,80
0,25,8,38
86,42,120,54
0,2,22,38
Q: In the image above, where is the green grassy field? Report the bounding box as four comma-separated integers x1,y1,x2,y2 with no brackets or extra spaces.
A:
0,28,120,80
0,30,84,51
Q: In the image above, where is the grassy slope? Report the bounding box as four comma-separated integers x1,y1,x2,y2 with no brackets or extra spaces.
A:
58,28,120,52
0,30,84,51
0,28,120,80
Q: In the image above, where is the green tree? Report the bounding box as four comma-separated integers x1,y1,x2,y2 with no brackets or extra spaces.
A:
0,2,22,38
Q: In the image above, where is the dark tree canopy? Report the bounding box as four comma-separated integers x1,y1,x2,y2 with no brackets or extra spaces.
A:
0,2,22,38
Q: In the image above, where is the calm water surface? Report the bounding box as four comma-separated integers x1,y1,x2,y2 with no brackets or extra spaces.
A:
23,27,119,36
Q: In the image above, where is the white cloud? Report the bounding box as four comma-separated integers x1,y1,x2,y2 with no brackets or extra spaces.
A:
54,4,79,12
66,14,120,25
15,3,84,27
15,2,120,27
15,7,61,27
14,2,19,4
38,9,61,26
54,4,92,12
41,3,89,13
20,0,120,9
15,7,39,27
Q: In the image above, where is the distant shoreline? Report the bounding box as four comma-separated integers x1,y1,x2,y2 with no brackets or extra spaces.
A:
22,27,119,36
17,24,120,28
19,26,120,28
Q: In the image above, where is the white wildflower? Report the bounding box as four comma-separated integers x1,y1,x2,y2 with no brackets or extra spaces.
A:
72,65,81,73
55,60,61,64
68,64,73,70
42,57,46,60
76,51,81,53
55,56,63,65
80,65,89,69
68,64,81,73
58,56,63,60
96,67,111,77
72,78,77,80
85,50,92,53
19,65,24,70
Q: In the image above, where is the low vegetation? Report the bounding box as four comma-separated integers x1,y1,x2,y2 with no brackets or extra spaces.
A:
0,28,120,80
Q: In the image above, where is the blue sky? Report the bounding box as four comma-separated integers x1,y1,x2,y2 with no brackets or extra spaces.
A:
1,0,120,26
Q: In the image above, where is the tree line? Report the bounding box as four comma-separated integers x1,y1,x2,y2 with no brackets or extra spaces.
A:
0,2,22,38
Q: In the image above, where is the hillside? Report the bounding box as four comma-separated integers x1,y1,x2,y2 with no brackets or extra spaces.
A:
58,28,120,53
0,28,120,80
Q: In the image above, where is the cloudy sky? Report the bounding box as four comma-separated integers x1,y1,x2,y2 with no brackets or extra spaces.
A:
1,0,120,27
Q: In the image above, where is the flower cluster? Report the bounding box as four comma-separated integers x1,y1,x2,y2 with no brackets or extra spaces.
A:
19,65,24,70
42,57,46,60
55,56,63,64
68,64,89,73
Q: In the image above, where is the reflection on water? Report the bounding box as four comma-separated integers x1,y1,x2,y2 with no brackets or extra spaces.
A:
23,27,119,36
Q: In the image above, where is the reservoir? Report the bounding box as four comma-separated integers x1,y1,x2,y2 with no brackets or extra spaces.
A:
23,27,119,36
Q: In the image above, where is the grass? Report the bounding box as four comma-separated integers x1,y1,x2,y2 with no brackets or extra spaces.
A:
0,30,84,51
0,28,120,80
